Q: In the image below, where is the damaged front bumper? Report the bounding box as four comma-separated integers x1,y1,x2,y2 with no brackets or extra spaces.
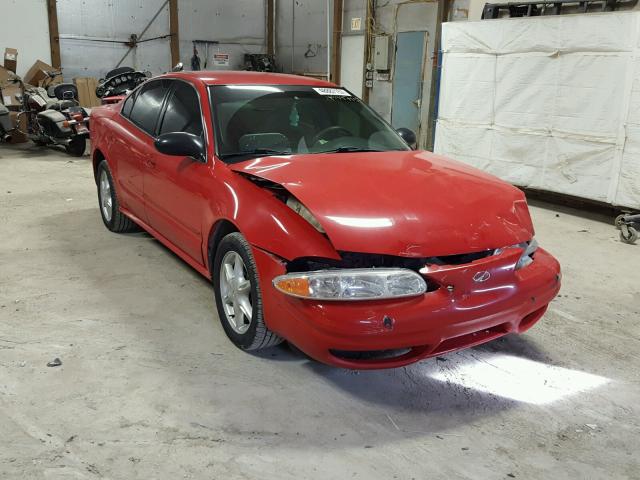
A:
252,246,561,369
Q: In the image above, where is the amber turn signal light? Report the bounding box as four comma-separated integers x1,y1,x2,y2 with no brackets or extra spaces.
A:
274,277,311,298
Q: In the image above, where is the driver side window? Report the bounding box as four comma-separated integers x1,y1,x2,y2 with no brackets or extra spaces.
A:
128,80,169,135
159,81,203,137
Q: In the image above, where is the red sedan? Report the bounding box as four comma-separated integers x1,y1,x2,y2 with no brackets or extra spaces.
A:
90,71,561,369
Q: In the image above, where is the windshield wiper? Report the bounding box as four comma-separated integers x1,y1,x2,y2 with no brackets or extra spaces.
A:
317,146,383,154
221,148,291,160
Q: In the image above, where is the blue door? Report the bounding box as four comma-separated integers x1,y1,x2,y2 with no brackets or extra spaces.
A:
392,31,426,135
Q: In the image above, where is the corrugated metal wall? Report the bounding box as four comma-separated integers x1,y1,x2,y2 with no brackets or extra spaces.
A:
57,0,171,80
178,0,266,71
277,0,329,75
55,0,329,80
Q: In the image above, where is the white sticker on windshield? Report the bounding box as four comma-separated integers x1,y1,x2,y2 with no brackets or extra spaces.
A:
313,87,351,97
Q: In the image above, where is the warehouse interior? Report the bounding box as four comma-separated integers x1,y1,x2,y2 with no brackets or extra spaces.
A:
1,0,639,479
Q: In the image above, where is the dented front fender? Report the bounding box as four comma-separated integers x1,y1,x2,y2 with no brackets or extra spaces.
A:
202,167,340,264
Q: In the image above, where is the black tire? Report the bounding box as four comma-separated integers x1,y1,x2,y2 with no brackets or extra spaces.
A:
212,232,283,351
620,226,638,245
66,136,86,157
96,160,138,233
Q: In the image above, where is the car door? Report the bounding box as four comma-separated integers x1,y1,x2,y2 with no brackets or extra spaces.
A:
143,79,209,265
114,80,170,222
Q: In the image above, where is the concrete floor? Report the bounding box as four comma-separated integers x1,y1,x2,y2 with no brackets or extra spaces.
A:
1,143,639,480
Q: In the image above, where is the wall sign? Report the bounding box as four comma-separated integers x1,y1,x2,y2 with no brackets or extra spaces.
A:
213,53,230,66
351,17,362,31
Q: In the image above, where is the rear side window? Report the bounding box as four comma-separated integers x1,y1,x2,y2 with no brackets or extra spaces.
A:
128,80,168,135
159,81,203,137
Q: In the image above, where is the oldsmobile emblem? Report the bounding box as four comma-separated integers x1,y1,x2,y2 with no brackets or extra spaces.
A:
473,271,491,283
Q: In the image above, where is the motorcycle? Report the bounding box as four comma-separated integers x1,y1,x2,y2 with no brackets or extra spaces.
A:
9,71,90,156
95,66,150,103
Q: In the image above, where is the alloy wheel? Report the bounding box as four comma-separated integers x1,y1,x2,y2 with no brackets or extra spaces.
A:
99,170,113,222
219,251,253,334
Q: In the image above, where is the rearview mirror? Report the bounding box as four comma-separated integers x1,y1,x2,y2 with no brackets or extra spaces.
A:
396,128,417,149
155,132,205,161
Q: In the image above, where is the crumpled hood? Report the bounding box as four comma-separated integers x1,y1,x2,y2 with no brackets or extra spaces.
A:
231,150,534,257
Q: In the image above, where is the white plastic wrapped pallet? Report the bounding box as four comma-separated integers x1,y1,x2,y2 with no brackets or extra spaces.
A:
434,12,640,209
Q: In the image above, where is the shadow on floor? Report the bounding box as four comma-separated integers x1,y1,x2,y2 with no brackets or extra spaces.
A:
0,141,91,161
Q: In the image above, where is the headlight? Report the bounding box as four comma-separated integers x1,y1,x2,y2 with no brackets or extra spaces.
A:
273,268,427,301
516,238,538,269
496,238,538,270
286,197,325,233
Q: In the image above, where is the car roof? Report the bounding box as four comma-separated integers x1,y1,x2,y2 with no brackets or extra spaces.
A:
160,70,336,87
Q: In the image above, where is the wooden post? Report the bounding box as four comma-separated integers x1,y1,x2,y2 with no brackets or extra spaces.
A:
426,0,448,150
169,0,180,66
362,0,373,102
46,0,61,69
267,0,275,56
330,0,343,84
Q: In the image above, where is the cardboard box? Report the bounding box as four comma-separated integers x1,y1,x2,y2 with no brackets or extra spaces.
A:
0,66,11,86
1,83,22,109
4,48,18,73
0,66,20,91
24,60,62,87
8,111,28,144
74,77,101,107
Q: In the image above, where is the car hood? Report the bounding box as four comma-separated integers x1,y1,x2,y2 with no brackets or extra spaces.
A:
230,150,534,257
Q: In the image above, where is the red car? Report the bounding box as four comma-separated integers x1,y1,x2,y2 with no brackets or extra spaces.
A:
90,71,561,369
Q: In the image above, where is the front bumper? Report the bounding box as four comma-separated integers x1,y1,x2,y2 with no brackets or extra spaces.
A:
253,247,561,369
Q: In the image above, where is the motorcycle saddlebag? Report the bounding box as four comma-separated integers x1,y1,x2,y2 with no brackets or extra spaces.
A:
38,109,72,137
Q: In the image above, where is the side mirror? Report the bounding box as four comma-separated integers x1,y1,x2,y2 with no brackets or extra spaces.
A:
396,128,417,149
155,132,205,161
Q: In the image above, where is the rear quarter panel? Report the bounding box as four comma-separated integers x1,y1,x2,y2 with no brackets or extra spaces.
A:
90,103,121,179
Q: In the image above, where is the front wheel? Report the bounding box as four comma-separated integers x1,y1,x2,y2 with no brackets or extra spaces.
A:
66,135,86,157
213,232,283,351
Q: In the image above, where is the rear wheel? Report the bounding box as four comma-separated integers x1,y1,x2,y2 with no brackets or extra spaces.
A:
97,160,137,233
620,225,638,245
213,232,283,351
66,135,86,157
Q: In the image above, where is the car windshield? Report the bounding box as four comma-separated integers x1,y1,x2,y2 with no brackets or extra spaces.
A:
209,85,410,162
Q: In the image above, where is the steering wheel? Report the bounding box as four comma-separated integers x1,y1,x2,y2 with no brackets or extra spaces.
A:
311,126,352,147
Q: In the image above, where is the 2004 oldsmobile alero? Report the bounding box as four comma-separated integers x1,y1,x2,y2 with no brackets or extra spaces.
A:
90,71,561,369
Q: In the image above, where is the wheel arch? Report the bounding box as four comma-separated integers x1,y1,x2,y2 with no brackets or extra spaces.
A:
206,218,240,275
92,148,106,184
